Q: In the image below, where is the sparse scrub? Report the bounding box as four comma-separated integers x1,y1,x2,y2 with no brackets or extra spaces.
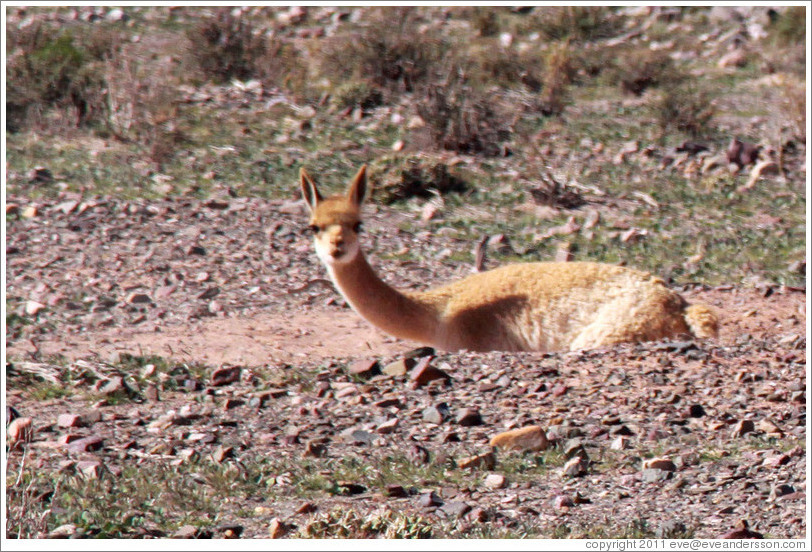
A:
185,8,268,83
296,508,433,539
525,6,625,43
650,82,716,138
6,21,122,131
414,67,512,155
370,155,468,203
317,7,447,95
606,48,677,96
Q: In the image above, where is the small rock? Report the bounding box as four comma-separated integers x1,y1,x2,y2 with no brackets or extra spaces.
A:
642,468,672,483
422,404,449,425
173,525,201,539
409,357,450,386
127,292,152,305
76,460,103,479
552,495,575,510
216,525,243,539
642,457,677,472
24,301,46,316
303,440,327,458
769,484,795,500
610,436,631,450
66,435,104,453
687,404,706,418
419,491,443,508
561,456,588,477
336,481,366,495
483,473,506,490
48,524,78,538
458,451,496,471
7,417,34,449
57,414,83,428
489,425,549,452
656,519,687,539
268,518,290,539
343,429,372,446
731,419,755,438
386,484,409,498
455,408,484,427
348,359,381,379
211,366,241,386
383,358,415,377
212,445,234,463
719,520,763,539
441,501,472,518
376,418,399,434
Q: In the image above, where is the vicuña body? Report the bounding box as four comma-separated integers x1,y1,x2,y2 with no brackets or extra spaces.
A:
300,165,718,353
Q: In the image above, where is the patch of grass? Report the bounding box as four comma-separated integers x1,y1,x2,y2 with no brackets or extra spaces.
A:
296,508,434,538
5,456,218,538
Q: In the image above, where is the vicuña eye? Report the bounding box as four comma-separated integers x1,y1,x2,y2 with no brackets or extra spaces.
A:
352,222,363,233
308,224,321,234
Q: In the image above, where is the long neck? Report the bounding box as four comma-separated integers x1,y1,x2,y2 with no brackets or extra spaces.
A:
326,253,441,346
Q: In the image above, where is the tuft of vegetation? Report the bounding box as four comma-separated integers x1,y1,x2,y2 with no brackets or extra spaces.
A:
296,508,433,539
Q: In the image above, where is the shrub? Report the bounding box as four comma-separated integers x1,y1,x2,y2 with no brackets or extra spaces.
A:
650,83,715,138
370,155,468,203
331,81,385,112
415,75,510,155
186,8,269,83
526,6,625,42
6,22,121,131
317,7,447,95
606,48,677,96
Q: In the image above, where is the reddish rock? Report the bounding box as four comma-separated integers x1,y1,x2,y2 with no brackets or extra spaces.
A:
489,425,549,452
409,357,450,387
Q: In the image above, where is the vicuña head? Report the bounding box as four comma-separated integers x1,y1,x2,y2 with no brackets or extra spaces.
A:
300,164,719,353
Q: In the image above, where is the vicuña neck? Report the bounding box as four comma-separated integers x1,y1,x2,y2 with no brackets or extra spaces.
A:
326,253,440,346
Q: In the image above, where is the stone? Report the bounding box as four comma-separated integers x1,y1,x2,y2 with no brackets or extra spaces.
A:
483,473,506,490
561,456,588,477
731,419,755,438
489,425,549,452
422,404,449,425
642,457,677,472
348,359,381,379
76,460,102,479
212,446,234,463
24,301,46,316
553,495,575,510
458,451,496,471
66,435,104,453
419,491,443,508
211,366,241,386
610,436,631,450
719,520,763,539
376,418,399,434
656,520,687,539
642,468,672,483
7,417,34,448
57,414,83,428
409,357,451,386
455,408,484,427
441,501,472,518
268,518,290,539
383,358,415,377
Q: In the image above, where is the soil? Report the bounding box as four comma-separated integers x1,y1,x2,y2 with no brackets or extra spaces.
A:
5,194,807,539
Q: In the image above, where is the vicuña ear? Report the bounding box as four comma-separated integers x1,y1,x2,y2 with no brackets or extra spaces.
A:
347,165,368,208
300,167,322,214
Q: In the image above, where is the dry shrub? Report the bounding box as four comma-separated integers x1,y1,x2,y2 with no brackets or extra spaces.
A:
606,48,676,96
6,21,122,131
370,155,468,204
650,83,715,138
185,8,267,83
415,74,510,156
317,7,447,95
538,41,577,115
105,44,185,167
527,6,625,42
776,76,806,141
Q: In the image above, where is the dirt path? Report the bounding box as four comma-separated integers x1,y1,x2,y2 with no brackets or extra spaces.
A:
8,287,806,366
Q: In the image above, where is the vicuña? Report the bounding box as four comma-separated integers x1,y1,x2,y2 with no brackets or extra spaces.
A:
300,165,718,352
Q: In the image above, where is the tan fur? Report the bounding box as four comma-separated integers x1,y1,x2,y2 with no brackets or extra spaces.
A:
300,165,719,352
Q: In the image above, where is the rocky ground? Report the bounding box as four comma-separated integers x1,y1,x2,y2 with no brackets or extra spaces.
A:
5,193,807,539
